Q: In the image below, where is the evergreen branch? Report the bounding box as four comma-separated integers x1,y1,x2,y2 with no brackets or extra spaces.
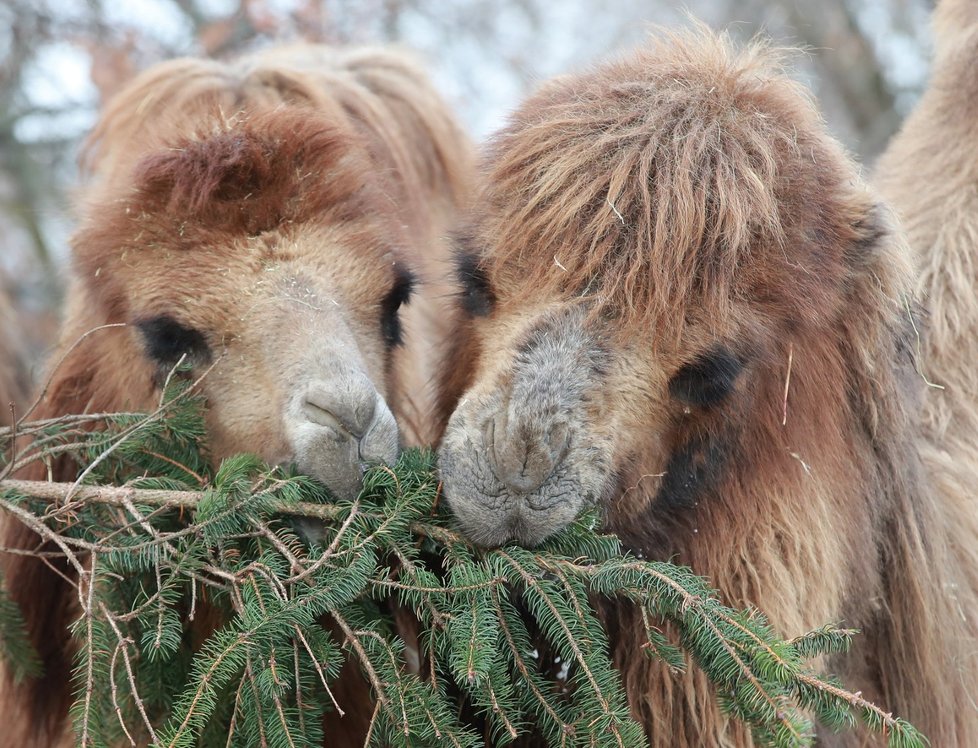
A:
78,555,99,748
0,411,152,438
489,682,520,741
292,641,307,736
285,499,360,585
102,602,158,745
292,625,344,717
371,577,504,595
244,657,270,748
490,586,570,736
0,401,929,748
496,550,620,736
63,355,212,504
330,610,391,713
0,567,41,681
171,637,247,746
793,671,923,745
109,637,138,747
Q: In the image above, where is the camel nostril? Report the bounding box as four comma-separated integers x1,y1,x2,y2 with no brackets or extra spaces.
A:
301,400,350,440
487,415,563,494
302,385,377,440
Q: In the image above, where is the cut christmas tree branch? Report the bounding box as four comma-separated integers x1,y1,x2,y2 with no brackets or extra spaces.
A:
0,400,928,747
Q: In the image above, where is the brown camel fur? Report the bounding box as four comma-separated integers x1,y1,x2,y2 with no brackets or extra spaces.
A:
0,44,471,747
437,28,978,746
875,0,978,700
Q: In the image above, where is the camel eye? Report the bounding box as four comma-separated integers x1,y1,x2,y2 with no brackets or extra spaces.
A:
136,315,212,370
668,347,744,408
456,251,495,317
380,269,415,347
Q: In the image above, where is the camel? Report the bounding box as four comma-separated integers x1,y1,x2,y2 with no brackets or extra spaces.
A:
0,44,472,747
437,28,978,746
874,0,978,680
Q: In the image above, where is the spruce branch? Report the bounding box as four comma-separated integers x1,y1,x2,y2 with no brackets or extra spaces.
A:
0,397,929,748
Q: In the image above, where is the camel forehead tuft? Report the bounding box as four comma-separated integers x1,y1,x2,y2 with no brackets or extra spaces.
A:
130,110,371,238
477,27,873,336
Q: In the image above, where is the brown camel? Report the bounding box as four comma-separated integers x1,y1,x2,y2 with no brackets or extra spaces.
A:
875,0,978,699
0,44,471,747
437,28,978,746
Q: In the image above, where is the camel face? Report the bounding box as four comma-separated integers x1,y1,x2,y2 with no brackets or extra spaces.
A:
133,251,406,500
0,44,476,748
436,35,895,549
74,114,413,499
439,271,759,547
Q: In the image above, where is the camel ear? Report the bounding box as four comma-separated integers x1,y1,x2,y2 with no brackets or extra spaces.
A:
135,130,292,235
843,202,917,313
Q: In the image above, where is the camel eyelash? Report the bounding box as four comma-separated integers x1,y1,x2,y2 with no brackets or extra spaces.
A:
136,315,212,370
668,347,745,408
455,250,495,317
380,268,416,347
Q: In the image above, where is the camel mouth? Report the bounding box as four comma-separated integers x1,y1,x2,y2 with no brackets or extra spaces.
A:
285,380,400,501
441,471,592,548
438,306,613,547
452,496,584,548
438,411,610,547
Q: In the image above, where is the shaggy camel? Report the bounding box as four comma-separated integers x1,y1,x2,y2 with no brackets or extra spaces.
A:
0,45,471,746
437,29,978,746
875,0,978,682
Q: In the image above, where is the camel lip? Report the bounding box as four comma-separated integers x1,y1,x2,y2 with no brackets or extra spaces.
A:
442,468,594,548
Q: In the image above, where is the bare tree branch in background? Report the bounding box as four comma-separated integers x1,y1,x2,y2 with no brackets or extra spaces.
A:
758,0,913,159
0,0,934,382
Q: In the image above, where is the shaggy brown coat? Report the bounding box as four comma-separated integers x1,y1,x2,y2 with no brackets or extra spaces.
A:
0,45,471,747
437,29,978,745
874,0,978,680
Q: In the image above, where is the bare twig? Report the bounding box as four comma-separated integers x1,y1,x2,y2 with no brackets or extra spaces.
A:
16,323,128,428
0,479,347,522
102,602,160,744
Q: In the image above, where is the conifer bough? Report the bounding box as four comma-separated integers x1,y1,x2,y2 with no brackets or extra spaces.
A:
0,389,926,747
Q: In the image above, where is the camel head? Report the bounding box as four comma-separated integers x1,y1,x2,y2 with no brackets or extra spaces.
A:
438,33,910,548
71,110,413,499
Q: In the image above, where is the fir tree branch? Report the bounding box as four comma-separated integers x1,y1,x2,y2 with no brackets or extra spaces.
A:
490,586,570,736
0,429,928,748
496,549,625,746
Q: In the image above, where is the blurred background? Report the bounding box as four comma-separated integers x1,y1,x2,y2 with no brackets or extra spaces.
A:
0,0,935,380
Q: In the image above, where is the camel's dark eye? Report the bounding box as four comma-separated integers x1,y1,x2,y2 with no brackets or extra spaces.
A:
456,250,495,317
669,347,744,408
136,315,212,370
380,268,415,347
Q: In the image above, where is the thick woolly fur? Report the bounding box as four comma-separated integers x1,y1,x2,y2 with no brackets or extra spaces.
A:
0,45,472,746
438,28,978,746
875,10,978,740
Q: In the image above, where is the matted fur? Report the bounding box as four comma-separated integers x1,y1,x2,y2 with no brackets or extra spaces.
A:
874,1,978,691
0,45,472,747
438,28,978,745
